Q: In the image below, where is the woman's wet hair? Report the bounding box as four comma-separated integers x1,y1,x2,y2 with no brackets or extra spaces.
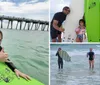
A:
79,19,85,26
0,30,3,39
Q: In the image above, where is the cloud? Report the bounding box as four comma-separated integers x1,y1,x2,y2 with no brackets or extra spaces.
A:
50,0,71,20
0,0,49,21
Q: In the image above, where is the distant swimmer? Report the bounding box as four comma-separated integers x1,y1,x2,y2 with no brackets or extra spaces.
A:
87,48,95,70
56,48,63,69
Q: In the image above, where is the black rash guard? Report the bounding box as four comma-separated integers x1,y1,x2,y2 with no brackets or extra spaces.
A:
5,59,16,72
51,12,67,28
87,51,95,61
56,51,63,61
51,12,67,39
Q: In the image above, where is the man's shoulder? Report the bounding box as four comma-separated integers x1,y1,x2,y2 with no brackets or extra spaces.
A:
88,51,94,54
54,12,62,16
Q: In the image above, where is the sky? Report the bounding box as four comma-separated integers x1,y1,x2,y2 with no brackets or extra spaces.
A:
0,0,71,22
50,0,71,20
0,0,49,21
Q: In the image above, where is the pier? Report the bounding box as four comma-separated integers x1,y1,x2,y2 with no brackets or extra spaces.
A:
0,15,49,31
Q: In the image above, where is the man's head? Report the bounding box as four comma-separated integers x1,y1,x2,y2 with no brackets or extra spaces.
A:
0,30,3,45
58,48,61,51
62,6,70,15
90,48,93,52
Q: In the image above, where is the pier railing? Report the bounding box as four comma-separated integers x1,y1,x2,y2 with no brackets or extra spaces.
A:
0,15,49,31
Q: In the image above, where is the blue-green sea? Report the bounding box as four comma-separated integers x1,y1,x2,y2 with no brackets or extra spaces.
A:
1,29,49,85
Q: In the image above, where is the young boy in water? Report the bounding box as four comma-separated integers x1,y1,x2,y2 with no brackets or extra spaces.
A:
0,30,30,80
75,19,86,42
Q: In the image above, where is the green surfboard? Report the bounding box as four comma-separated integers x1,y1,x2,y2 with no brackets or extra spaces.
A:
85,0,100,42
84,0,90,19
0,62,44,85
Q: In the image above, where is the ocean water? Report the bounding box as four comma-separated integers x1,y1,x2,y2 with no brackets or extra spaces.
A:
50,44,100,85
1,29,49,85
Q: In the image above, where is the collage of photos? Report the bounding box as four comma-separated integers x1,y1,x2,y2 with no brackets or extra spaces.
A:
0,0,100,85
0,0,49,85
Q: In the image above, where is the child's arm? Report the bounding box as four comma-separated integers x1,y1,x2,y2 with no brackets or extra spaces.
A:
84,29,86,39
5,60,31,80
84,33,86,39
75,28,80,34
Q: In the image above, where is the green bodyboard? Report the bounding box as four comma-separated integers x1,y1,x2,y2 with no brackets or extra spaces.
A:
0,62,44,85
85,0,100,42
84,0,89,19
